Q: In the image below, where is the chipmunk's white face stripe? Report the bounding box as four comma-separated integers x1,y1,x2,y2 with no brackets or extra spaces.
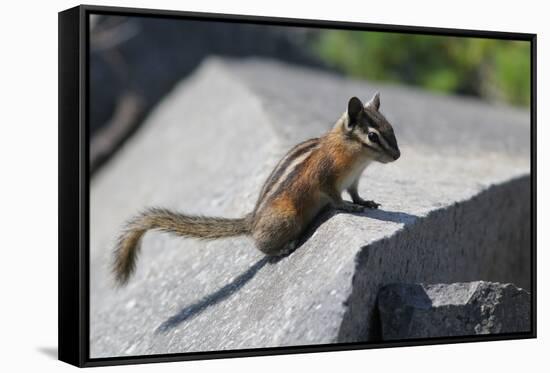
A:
256,140,319,213
371,128,391,149
358,127,380,149
359,127,392,154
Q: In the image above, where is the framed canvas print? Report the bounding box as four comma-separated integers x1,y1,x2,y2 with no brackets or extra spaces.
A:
58,4,537,367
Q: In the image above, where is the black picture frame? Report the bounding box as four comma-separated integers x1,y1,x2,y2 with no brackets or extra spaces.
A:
59,4,537,368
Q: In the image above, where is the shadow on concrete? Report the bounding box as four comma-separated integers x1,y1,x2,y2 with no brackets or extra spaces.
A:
156,206,418,333
296,206,419,251
359,208,419,225
156,256,270,333
37,346,58,360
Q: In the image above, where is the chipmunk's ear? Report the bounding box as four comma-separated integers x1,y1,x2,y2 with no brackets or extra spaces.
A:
366,92,381,111
347,96,364,128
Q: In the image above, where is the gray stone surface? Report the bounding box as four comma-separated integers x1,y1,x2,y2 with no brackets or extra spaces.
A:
378,281,531,340
89,58,531,358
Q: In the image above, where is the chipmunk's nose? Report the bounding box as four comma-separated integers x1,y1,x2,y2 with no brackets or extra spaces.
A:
392,148,401,160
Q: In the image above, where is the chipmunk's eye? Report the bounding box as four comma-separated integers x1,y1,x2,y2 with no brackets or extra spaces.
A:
368,132,379,143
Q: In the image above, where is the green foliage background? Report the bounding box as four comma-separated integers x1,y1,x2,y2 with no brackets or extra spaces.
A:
313,31,530,107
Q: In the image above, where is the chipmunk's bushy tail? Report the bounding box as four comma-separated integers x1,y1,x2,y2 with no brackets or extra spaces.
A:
113,207,251,286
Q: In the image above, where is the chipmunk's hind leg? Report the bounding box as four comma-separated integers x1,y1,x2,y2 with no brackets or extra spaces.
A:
280,240,297,255
252,215,301,256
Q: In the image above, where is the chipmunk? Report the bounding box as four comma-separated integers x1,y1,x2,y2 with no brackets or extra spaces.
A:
113,93,400,285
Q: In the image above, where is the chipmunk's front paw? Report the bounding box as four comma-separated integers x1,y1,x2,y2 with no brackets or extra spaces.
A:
356,199,381,209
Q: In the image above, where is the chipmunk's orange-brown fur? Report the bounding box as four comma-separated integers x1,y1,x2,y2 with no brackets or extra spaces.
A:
113,93,400,286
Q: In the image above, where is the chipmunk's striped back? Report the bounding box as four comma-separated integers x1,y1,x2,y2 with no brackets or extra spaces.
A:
254,138,320,215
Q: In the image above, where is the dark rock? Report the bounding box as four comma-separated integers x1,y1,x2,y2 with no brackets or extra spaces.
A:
378,281,531,340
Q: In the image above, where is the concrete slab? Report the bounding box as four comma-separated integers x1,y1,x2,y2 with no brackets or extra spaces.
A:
89,58,531,357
